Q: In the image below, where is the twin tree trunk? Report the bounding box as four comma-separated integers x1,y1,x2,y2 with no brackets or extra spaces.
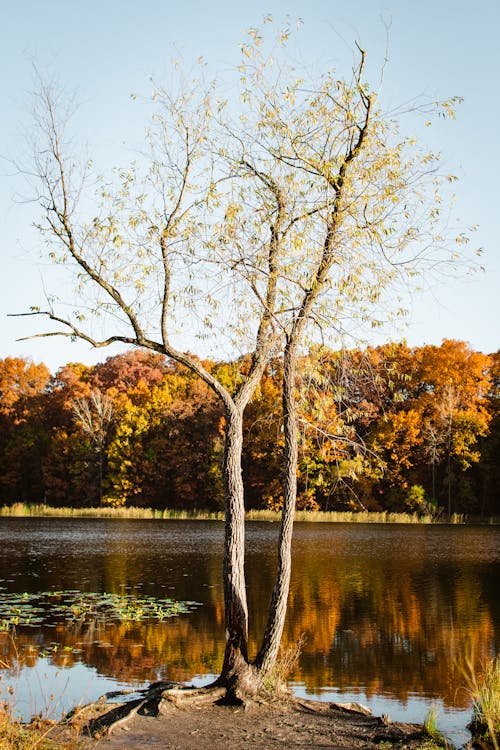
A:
217,344,299,695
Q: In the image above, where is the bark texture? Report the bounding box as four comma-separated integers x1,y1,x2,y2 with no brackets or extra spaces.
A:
219,406,252,683
256,341,298,672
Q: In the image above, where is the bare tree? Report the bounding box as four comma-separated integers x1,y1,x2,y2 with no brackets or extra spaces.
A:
72,388,114,503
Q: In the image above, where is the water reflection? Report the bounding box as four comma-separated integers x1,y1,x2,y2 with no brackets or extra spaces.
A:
0,519,498,732
280,525,499,708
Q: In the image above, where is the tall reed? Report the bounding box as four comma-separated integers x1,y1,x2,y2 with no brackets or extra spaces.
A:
0,503,475,524
457,651,500,750
0,708,63,750
465,656,500,750
0,503,224,520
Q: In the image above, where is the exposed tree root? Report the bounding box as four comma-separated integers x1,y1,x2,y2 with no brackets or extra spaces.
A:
106,698,147,736
158,685,227,712
67,681,177,737
80,697,149,737
75,678,269,737
330,701,373,716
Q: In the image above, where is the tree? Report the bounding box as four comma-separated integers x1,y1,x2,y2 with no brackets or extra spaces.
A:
72,388,114,504
0,357,50,416
17,23,469,698
477,350,500,516
415,340,491,514
0,358,50,504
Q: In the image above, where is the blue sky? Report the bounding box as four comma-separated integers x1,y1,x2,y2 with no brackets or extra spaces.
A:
1,0,498,372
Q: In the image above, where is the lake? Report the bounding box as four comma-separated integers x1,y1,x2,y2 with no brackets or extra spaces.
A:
0,518,498,745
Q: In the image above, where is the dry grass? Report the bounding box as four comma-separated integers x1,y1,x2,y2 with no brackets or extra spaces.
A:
0,503,223,520
246,509,445,524
460,655,500,750
0,503,474,524
0,634,80,750
0,708,68,750
262,634,307,693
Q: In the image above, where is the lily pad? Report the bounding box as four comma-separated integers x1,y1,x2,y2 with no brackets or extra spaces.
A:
0,589,201,631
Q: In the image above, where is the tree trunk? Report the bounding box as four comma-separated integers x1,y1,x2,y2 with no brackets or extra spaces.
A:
219,405,253,686
256,341,298,673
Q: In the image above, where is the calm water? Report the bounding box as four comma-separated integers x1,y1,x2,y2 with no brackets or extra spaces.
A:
0,518,498,745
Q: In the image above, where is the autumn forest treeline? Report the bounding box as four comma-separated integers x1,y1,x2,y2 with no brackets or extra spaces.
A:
0,339,498,516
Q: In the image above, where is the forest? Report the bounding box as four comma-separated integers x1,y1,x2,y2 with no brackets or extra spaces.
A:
0,338,497,518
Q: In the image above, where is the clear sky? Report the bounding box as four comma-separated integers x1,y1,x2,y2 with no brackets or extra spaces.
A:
1,0,498,373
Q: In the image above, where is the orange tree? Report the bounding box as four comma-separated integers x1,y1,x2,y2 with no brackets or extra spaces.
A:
476,349,500,515
346,340,492,513
415,340,492,514
0,357,50,504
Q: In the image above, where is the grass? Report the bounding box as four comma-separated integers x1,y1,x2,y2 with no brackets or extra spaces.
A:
0,645,59,749
422,709,451,748
462,655,500,750
0,503,482,524
0,709,68,750
246,509,464,524
0,503,223,520
262,634,307,694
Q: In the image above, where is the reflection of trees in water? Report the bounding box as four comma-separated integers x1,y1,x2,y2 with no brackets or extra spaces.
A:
3,565,496,709
1,615,227,685
278,551,498,708
2,525,498,709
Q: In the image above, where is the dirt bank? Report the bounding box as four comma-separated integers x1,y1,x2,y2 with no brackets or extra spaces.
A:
46,694,440,750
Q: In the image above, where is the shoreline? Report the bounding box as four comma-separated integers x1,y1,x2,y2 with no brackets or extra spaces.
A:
2,502,498,524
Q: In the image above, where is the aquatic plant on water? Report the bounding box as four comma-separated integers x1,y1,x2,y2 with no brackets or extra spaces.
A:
0,590,200,631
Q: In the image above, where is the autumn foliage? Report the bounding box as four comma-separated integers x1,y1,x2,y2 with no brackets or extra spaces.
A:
0,340,497,516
